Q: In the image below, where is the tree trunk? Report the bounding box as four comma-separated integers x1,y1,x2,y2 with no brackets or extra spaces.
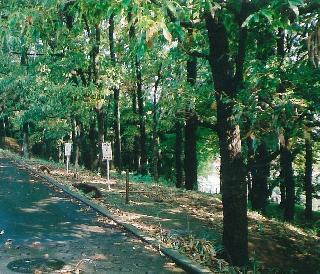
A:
58,140,64,163
280,139,295,222
89,120,98,170
109,14,122,171
279,161,286,207
22,122,29,158
175,120,183,188
206,13,248,266
135,57,147,174
128,10,147,174
152,64,162,183
184,56,198,190
74,119,83,168
184,113,198,190
0,117,5,147
250,143,270,213
96,109,106,174
304,138,313,221
133,93,140,171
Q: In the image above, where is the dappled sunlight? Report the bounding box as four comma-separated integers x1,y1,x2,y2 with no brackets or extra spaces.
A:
19,207,47,213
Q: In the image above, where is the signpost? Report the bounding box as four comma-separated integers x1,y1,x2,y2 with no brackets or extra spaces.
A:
102,142,112,190
64,142,72,173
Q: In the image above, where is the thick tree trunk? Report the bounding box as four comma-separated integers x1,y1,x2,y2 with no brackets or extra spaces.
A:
218,100,248,265
280,140,295,222
206,13,248,266
280,178,286,206
184,56,198,190
304,138,313,220
175,120,183,188
22,122,29,158
109,14,122,171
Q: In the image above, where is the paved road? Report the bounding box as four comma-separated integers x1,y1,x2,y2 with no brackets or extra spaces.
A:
0,158,184,273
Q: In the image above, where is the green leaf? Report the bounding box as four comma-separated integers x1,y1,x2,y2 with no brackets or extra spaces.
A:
260,9,273,23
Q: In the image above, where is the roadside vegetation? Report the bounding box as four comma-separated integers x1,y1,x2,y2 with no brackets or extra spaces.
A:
1,1,320,273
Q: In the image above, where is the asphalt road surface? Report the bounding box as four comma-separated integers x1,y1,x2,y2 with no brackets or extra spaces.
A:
0,158,184,273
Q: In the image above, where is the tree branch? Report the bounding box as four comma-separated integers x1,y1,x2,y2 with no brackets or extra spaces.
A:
197,118,217,132
187,50,209,59
10,51,64,57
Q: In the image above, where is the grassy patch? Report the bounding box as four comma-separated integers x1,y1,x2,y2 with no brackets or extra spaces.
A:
264,202,320,233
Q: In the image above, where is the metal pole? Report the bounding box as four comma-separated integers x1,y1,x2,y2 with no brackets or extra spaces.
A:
107,160,110,182
67,156,69,174
125,170,129,204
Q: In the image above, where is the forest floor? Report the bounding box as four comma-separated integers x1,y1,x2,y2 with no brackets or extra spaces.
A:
2,150,320,273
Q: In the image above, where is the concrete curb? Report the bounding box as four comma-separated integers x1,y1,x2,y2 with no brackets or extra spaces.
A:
15,160,212,274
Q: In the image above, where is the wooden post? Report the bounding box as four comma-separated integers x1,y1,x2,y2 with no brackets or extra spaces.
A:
125,170,129,204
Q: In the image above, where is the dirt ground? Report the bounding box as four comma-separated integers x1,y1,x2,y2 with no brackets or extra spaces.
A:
3,150,320,273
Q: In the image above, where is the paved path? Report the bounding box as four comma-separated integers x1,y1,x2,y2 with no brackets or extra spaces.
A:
0,158,184,273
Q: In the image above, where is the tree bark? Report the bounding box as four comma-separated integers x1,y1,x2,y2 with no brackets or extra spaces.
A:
206,12,248,266
280,138,295,222
175,120,183,188
135,57,147,174
128,10,147,174
74,118,83,168
89,120,98,170
304,138,313,220
96,108,106,174
0,117,5,147
250,143,271,213
184,56,198,190
152,64,162,183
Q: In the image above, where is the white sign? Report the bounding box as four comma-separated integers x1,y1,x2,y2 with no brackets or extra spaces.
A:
65,143,72,157
102,142,112,160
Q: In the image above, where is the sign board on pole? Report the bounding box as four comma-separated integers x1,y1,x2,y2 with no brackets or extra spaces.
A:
64,143,72,174
102,142,112,160
65,143,72,157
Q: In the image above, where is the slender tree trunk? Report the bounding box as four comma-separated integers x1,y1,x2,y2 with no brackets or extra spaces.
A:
74,119,83,168
89,120,98,170
58,140,64,163
304,138,313,220
132,92,140,171
184,56,198,190
128,10,147,174
135,57,147,174
22,122,29,158
206,11,248,266
96,109,106,174
250,143,270,213
0,117,5,147
280,138,295,222
152,65,162,183
109,14,122,171
175,120,183,188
